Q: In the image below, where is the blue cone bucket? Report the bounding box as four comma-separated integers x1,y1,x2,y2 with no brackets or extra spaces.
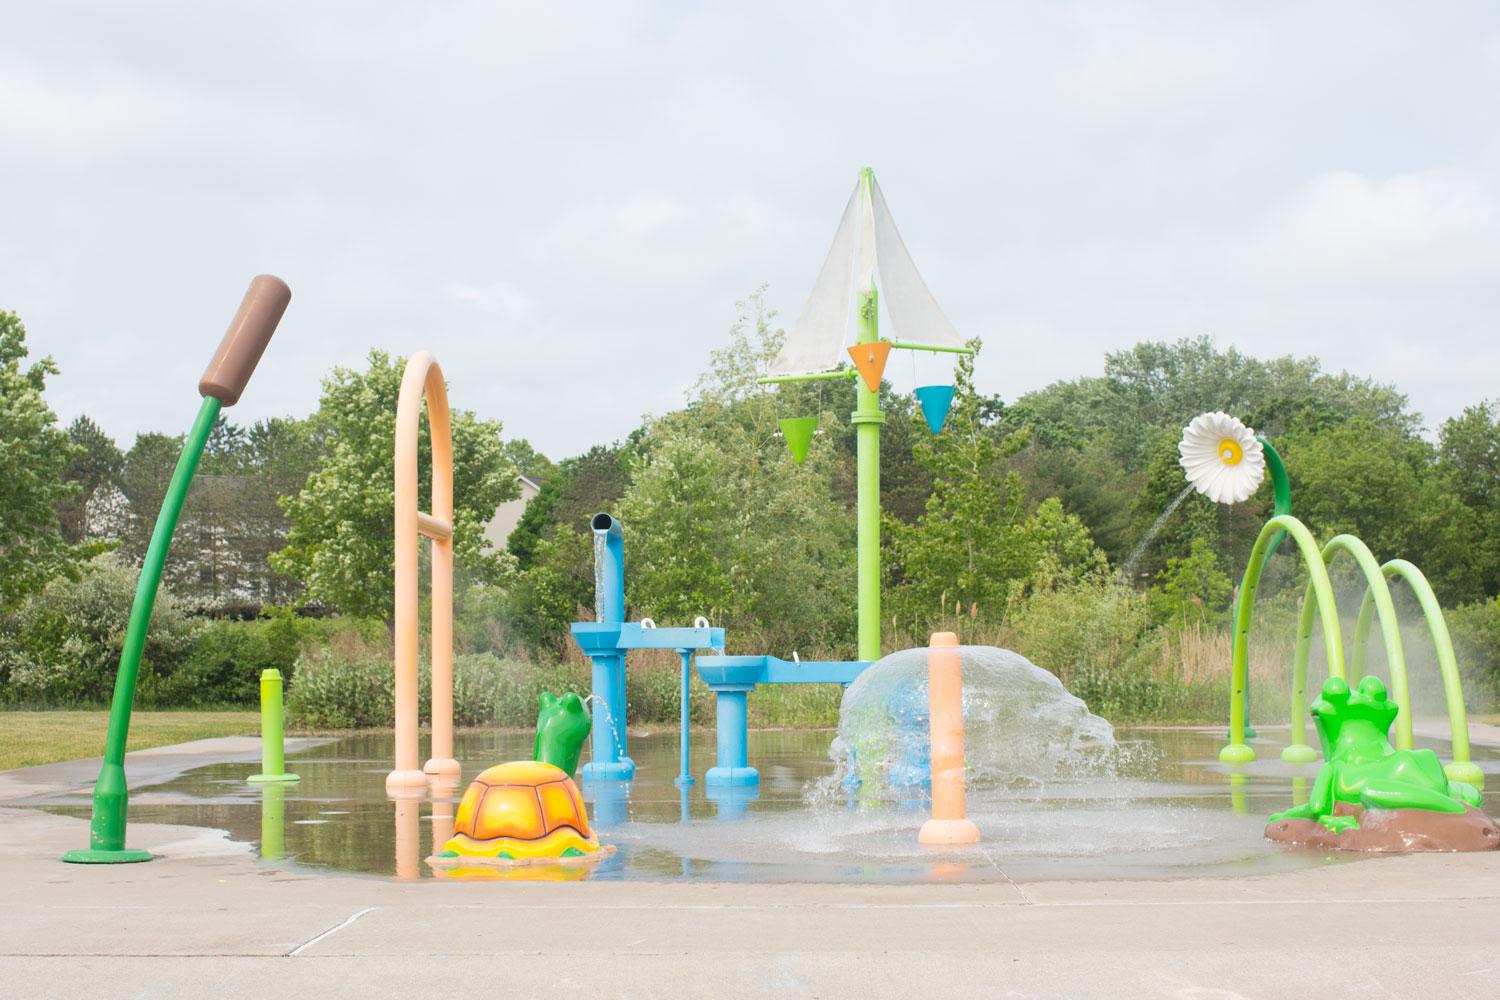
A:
914,385,955,434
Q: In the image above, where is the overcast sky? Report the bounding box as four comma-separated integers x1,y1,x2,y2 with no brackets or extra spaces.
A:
4,2,1498,458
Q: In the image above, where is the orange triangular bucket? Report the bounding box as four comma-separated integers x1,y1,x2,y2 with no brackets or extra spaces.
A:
779,417,817,464
847,341,892,394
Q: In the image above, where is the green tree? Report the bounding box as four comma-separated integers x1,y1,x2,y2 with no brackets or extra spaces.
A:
1008,336,1418,471
1150,537,1233,627
618,433,741,622
57,415,124,545
1437,401,1500,600
1009,436,1137,564
886,346,1103,629
0,311,83,611
273,351,518,620
119,431,183,567
507,444,630,572
499,438,553,479
614,292,854,652
0,555,200,705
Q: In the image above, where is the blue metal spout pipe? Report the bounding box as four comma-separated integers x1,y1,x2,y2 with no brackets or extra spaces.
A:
592,512,624,623
581,512,634,781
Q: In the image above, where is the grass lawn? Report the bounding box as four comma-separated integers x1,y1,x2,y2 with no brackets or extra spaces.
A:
0,710,259,772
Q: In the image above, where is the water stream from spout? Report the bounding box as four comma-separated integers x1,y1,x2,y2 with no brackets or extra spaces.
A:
582,692,626,762
1120,484,1196,583
593,531,607,622
1072,484,1197,679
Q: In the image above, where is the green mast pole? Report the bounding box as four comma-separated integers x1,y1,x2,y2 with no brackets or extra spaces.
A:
852,166,885,663
63,276,291,864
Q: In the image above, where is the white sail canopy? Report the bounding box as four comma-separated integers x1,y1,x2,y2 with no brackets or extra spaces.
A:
768,173,964,377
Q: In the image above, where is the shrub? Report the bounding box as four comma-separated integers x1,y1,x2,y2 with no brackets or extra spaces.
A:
285,647,590,729
285,647,393,728
152,610,352,706
1446,597,1500,706
625,653,714,727
0,556,200,706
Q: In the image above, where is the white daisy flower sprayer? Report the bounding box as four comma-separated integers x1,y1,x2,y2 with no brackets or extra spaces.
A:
1178,412,1266,505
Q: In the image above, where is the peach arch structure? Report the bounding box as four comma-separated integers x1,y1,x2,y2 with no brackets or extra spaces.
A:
386,351,459,796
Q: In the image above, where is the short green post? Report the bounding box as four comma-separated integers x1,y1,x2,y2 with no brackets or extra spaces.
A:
259,783,287,860
248,669,298,783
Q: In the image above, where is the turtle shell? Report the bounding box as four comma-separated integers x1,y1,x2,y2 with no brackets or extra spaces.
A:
444,761,598,860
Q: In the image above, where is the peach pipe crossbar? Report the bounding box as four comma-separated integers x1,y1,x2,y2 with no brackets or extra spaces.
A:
919,632,980,846
416,512,452,540
387,351,458,796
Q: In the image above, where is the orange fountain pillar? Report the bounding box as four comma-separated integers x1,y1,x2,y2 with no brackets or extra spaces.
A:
919,632,980,846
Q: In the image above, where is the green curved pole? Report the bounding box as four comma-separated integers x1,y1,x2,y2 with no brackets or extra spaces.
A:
1222,515,1342,763
62,274,290,864
1352,559,1481,789
1284,535,1407,763
61,396,221,863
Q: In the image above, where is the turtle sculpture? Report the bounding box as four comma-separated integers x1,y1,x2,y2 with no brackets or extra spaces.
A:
430,691,614,866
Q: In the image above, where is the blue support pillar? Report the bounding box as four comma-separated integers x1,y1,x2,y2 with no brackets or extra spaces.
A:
707,782,759,820
580,648,634,781
705,684,758,787
675,649,694,787
578,513,634,782
583,777,631,828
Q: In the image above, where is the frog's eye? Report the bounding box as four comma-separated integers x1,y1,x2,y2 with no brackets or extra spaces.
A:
1321,676,1351,702
1356,675,1388,703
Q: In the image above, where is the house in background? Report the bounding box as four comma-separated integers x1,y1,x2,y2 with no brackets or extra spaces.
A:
483,474,543,550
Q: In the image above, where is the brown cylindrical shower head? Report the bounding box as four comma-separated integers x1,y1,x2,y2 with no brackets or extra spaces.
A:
198,275,291,406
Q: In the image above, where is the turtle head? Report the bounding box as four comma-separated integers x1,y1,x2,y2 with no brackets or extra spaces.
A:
533,691,592,774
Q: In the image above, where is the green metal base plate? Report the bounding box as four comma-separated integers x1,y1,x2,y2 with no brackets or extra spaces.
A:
247,773,300,783
61,848,155,865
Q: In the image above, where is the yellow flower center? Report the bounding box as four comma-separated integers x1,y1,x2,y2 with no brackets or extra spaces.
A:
1218,438,1243,466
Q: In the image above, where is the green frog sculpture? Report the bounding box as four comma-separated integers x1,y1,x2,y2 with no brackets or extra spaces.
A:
1266,675,1494,851
533,690,592,773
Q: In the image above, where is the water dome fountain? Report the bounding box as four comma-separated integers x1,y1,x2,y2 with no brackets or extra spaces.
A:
829,645,1117,797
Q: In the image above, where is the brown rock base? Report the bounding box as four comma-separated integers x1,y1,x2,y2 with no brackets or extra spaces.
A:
1266,802,1500,853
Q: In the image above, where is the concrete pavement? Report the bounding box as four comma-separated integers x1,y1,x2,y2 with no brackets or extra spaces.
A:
3,803,1499,999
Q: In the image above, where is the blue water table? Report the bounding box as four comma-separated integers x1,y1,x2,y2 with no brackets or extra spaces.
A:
693,655,867,787
570,514,724,785
569,513,869,789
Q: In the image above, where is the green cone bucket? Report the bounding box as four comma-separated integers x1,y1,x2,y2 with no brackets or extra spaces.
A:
779,417,817,464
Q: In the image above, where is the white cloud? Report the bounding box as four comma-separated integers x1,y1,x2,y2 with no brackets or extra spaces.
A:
1251,169,1500,285
3,1,1499,456
0,63,195,164
445,280,538,322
